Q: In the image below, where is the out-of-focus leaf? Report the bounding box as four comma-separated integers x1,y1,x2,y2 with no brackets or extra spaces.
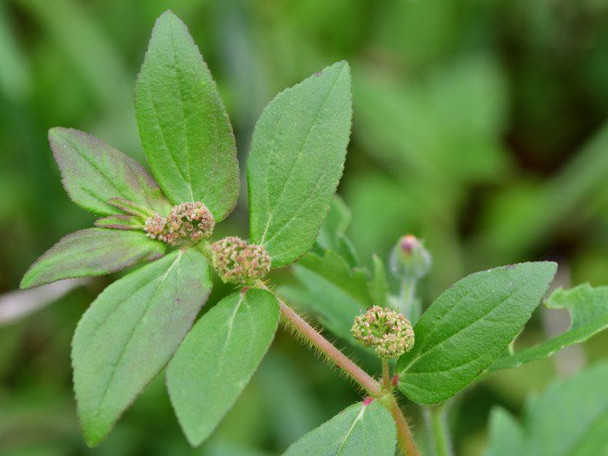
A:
368,254,389,308
135,11,239,220
72,249,211,447
283,401,396,456
281,265,366,343
316,196,351,252
485,362,608,456
166,288,279,447
15,0,132,109
49,128,171,216
489,284,608,372
248,62,352,267
0,3,31,101
397,262,557,404
299,250,372,305
20,229,164,289
484,408,525,456
354,56,508,185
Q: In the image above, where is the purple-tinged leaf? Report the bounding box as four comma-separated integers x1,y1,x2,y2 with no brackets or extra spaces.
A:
50,127,172,216
20,228,164,289
94,214,144,230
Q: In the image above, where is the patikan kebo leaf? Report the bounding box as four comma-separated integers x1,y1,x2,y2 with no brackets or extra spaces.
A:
18,8,608,456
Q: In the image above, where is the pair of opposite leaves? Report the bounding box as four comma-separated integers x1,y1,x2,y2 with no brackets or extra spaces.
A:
21,10,352,448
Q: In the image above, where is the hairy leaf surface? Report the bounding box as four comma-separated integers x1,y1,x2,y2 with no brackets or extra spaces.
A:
397,262,556,404
488,284,608,371
72,249,211,446
21,228,164,289
49,127,171,216
248,62,352,267
167,288,279,447
283,401,396,456
135,11,238,219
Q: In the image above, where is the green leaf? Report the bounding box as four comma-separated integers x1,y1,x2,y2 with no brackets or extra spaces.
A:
135,10,239,220
283,401,396,456
20,228,164,289
397,262,557,404
485,362,608,456
248,62,352,267
166,288,279,447
72,249,211,447
484,408,525,456
488,284,608,372
522,362,608,456
49,127,171,216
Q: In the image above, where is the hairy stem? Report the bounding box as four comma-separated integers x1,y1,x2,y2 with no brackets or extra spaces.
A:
388,396,421,456
276,296,381,396
424,404,453,456
258,283,420,455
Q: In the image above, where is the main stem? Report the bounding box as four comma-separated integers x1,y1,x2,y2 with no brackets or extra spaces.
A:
259,283,420,456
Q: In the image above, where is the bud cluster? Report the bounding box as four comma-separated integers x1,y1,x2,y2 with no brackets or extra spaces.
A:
211,236,271,284
144,202,215,246
351,306,415,358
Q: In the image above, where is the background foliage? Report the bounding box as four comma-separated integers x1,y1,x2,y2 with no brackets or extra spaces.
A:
1,0,608,454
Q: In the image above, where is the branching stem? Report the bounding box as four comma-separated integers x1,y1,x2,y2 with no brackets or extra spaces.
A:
257,283,420,456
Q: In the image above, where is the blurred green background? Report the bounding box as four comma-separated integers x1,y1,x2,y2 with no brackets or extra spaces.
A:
1,0,608,455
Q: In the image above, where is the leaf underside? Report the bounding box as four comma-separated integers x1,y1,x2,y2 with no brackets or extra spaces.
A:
49,127,171,216
135,10,239,220
397,262,557,404
247,61,352,267
20,228,164,289
166,288,280,447
71,249,212,447
283,400,396,456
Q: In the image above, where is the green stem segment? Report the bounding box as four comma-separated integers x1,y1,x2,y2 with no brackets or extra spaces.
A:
259,283,420,456
424,404,453,456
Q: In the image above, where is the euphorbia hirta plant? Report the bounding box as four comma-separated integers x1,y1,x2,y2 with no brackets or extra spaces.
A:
20,10,608,456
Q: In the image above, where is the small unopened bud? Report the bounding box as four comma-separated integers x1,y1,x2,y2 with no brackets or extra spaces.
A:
144,202,215,246
351,306,414,359
390,235,431,280
211,236,271,284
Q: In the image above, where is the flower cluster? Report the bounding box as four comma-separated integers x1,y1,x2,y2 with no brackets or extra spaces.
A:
351,306,415,358
144,202,215,246
211,236,271,284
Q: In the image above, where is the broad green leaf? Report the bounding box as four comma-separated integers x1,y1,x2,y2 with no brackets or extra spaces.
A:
49,128,171,216
397,262,557,404
72,249,211,446
485,362,608,456
248,62,352,267
135,11,239,220
488,284,608,372
20,228,164,289
283,401,396,456
166,288,279,447
484,408,524,456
